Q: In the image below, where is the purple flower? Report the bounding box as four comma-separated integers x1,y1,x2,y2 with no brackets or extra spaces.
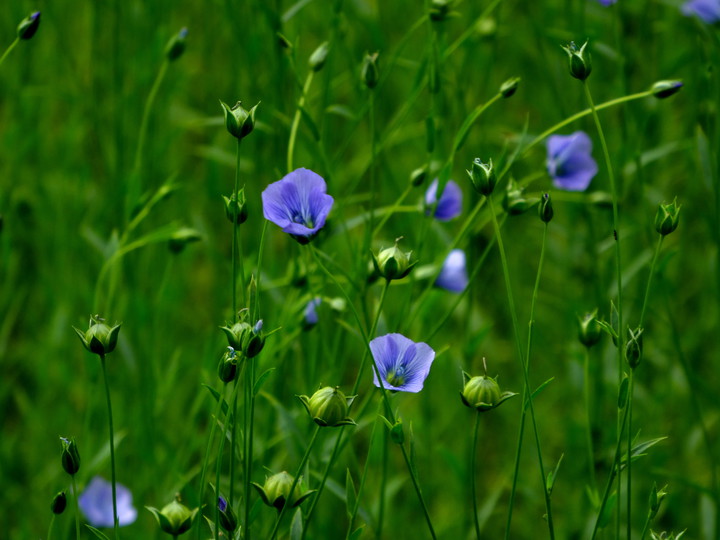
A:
546,131,598,191
303,297,322,327
262,168,334,243
369,333,435,393
594,0,617,5
425,179,462,221
682,0,720,23
79,476,137,528
435,249,468,293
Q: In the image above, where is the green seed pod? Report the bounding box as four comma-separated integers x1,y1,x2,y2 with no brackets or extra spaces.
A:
146,496,198,536
578,310,602,348
460,360,517,412
17,11,41,40
625,326,644,370
165,28,188,61
650,80,683,99
217,347,239,383
309,41,330,72
223,190,248,225
654,197,680,236
298,387,356,427
502,178,531,215
372,239,416,281
220,321,251,351
539,192,554,223
51,491,67,515
466,158,496,196
252,472,315,512
60,437,80,476
220,100,259,140
73,316,122,356
361,52,380,89
500,77,520,98
562,41,592,81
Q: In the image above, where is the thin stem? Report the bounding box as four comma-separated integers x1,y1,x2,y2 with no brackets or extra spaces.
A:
489,199,553,540
287,71,315,173
471,413,482,540
48,514,56,540
215,380,242,540
245,358,256,540
269,426,321,540
378,426,388,537
100,355,120,539
584,347,597,495
232,137,245,319
230,378,239,507
0,37,20,67
196,382,228,540
627,370,634,540
71,475,81,540
639,235,664,328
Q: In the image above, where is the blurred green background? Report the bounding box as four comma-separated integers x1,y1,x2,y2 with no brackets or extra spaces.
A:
1,0,718,538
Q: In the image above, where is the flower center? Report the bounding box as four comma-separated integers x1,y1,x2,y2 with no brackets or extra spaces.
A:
386,365,406,387
291,210,314,229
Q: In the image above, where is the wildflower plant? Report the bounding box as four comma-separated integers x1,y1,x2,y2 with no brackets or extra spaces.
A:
546,131,598,191
369,333,435,393
80,476,138,528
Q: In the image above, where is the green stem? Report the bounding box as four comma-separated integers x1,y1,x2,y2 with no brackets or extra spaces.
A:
287,71,315,173
196,382,228,540
627,370,634,540
100,355,120,539
0,37,19,67
377,415,388,538
471,413,482,540
71,475,81,540
232,138,245,319
47,513,56,540
639,235,664,328
127,59,169,222
229,378,239,507
269,426,321,540
245,358,256,540
489,199,553,540
584,347,597,496
215,380,242,540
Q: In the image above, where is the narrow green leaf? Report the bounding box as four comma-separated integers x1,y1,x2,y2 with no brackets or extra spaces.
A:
299,105,320,141
345,469,357,519
546,453,564,496
349,525,365,540
85,525,111,540
598,491,617,529
524,377,555,412
203,384,229,416
253,368,275,397
290,508,303,540
618,375,629,409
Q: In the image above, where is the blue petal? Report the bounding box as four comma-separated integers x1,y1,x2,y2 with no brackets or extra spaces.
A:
79,476,137,528
546,132,598,192
682,0,720,23
425,179,462,221
435,249,468,293
369,333,435,393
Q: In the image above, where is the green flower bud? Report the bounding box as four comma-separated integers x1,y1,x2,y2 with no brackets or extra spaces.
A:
168,227,202,254
578,310,602,348
460,362,517,412
429,0,455,22
298,387,356,427
654,197,680,236
73,316,121,356
539,192,554,223
626,326,643,369
146,496,198,536
372,239,416,281
502,178,531,215
165,28,188,61
252,472,315,512
217,496,238,533
562,41,592,81
220,100,259,140
309,41,330,72
17,11,41,40
500,77,520,98
466,158,496,196
217,347,239,383
361,52,380,89
51,491,67,515
242,320,266,358
648,483,668,521
276,32,293,50
650,80,683,99
220,321,252,351
60,437,80,476
409,166,427,187
223,190,248,225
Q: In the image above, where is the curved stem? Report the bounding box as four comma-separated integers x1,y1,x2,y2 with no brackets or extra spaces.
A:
471,413,482,539
100,355,120,539
269,426,321,540
0,37,19,67
287,71,315,173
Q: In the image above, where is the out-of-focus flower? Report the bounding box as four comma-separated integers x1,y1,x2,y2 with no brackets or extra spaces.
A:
546,131,598,191
369,333,435,393
435,249,468,293
681,0,720,23
79,476,137,528
425,179,462,221
303,297,322,328
17,11,41,40
594,0,617,6
262,168,334,244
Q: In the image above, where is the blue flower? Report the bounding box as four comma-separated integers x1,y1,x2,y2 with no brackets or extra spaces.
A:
594,0,617,5
262,168,334,244
304,297,322,327
681,0,720,23
79,476,137,528
369,333,435,393
425,179,462,221
435,249,468,293
546,131,598,191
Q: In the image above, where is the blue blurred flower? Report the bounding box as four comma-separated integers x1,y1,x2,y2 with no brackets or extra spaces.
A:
546,131,598,191
369,333,435,393
594,0,617,5
304,297,322,327
79,476,137,528
262,168,334,243
425,179,462,221
435,249,468,293
681,0,720,23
